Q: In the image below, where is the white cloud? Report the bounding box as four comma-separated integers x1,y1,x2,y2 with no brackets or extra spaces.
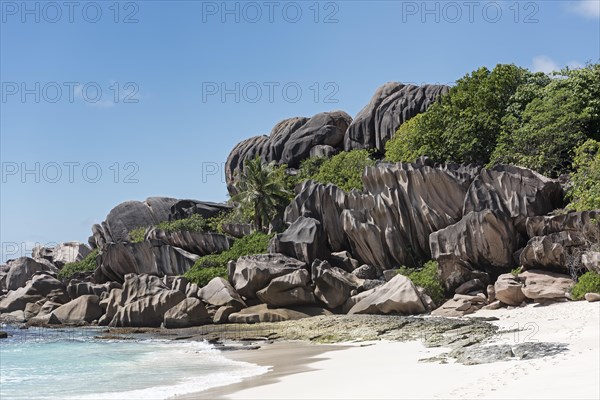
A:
569,0,600,18
532,56,583,74
532,56,561,74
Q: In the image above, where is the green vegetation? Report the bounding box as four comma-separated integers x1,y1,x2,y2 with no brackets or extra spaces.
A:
184,232,272,286
156,214,210,233
232,157,291,231
570,271,600,300
385,63,600,178
397,260,445,305
58,249,99,280
128,227,147,243
310,149,375,191
568,139,600,211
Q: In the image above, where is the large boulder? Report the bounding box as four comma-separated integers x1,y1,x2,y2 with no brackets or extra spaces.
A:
101,274,186,327
519,231,585,272
525,210,600,239
463,165,563,225
582,252,600,273
256,269,316,307
228,304,331,323
0,274,67,313
32,242,92,268
494,273,526,306
520,270,574,300
270,217,328,264
430,210,519,276
163,298,211,328
312,260,364,309
91,197,178,247
5,257,57,291
197,277,246,309
228,254,306,298
49,295,103,324
344,83,449,153
147,228,233,256
348,274,426,315
225,111,352,194
96,241,199,283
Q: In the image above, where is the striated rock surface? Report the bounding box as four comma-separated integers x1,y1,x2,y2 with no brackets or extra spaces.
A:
312,260,364,309
285,160,476,269
348,274,426,315
147,228,233,256
32,242,92,268
582,252,600,273
163,298,211,328
525,210,599,238
228,254,306,298
270,217,328,264
0,274,67,313
225,111,352,194
197,277,246,309
168,200,231,221
463,165,564,224
430,210,519,275
256,269,315,307
50,295,103,324
67,280,121,300
96,241,199,283
101,274,186,327
519,231,585,272
344,83,449,153
91,197,178,247
5,257,57,291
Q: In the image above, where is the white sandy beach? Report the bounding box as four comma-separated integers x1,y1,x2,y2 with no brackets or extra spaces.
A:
205,301,599,399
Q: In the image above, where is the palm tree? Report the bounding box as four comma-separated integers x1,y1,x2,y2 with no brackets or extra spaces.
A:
232,157,290,231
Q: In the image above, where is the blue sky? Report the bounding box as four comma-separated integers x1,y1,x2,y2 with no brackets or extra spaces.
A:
1,0,599,261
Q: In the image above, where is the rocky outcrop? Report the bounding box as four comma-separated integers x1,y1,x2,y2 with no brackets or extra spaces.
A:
312,260,364,308
100,274,186,327
168,199,231,221
582,252,600,273
225,111,352,194
463,165,564,224
430,210,519,276
228,254,306,298
50,295,103,324
344,83,449,153
4,257,57,291
525,210,599,239
147,228,233,256
431,294,488,317
328,251,361,272
520,270,573,300
197,277,246,309
32,242,91,268
285,160,476,269
348,274,426,315
96,241,199,283
228,304,332,323
92,197,178,247
66,280,121,300
163,298,211,328
494,274,526,306
270,217,328,264
519,231,585,272
256,269,316,307
0,274,67,313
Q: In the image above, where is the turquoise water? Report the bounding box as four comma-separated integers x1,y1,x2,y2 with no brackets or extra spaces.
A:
0,325,268,400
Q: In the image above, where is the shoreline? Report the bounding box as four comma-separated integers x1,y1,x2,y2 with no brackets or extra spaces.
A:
188,301,599,399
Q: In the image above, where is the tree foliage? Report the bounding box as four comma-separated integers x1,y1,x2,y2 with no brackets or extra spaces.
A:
58,249,99,280
568,139,600,211
232,157,290,231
